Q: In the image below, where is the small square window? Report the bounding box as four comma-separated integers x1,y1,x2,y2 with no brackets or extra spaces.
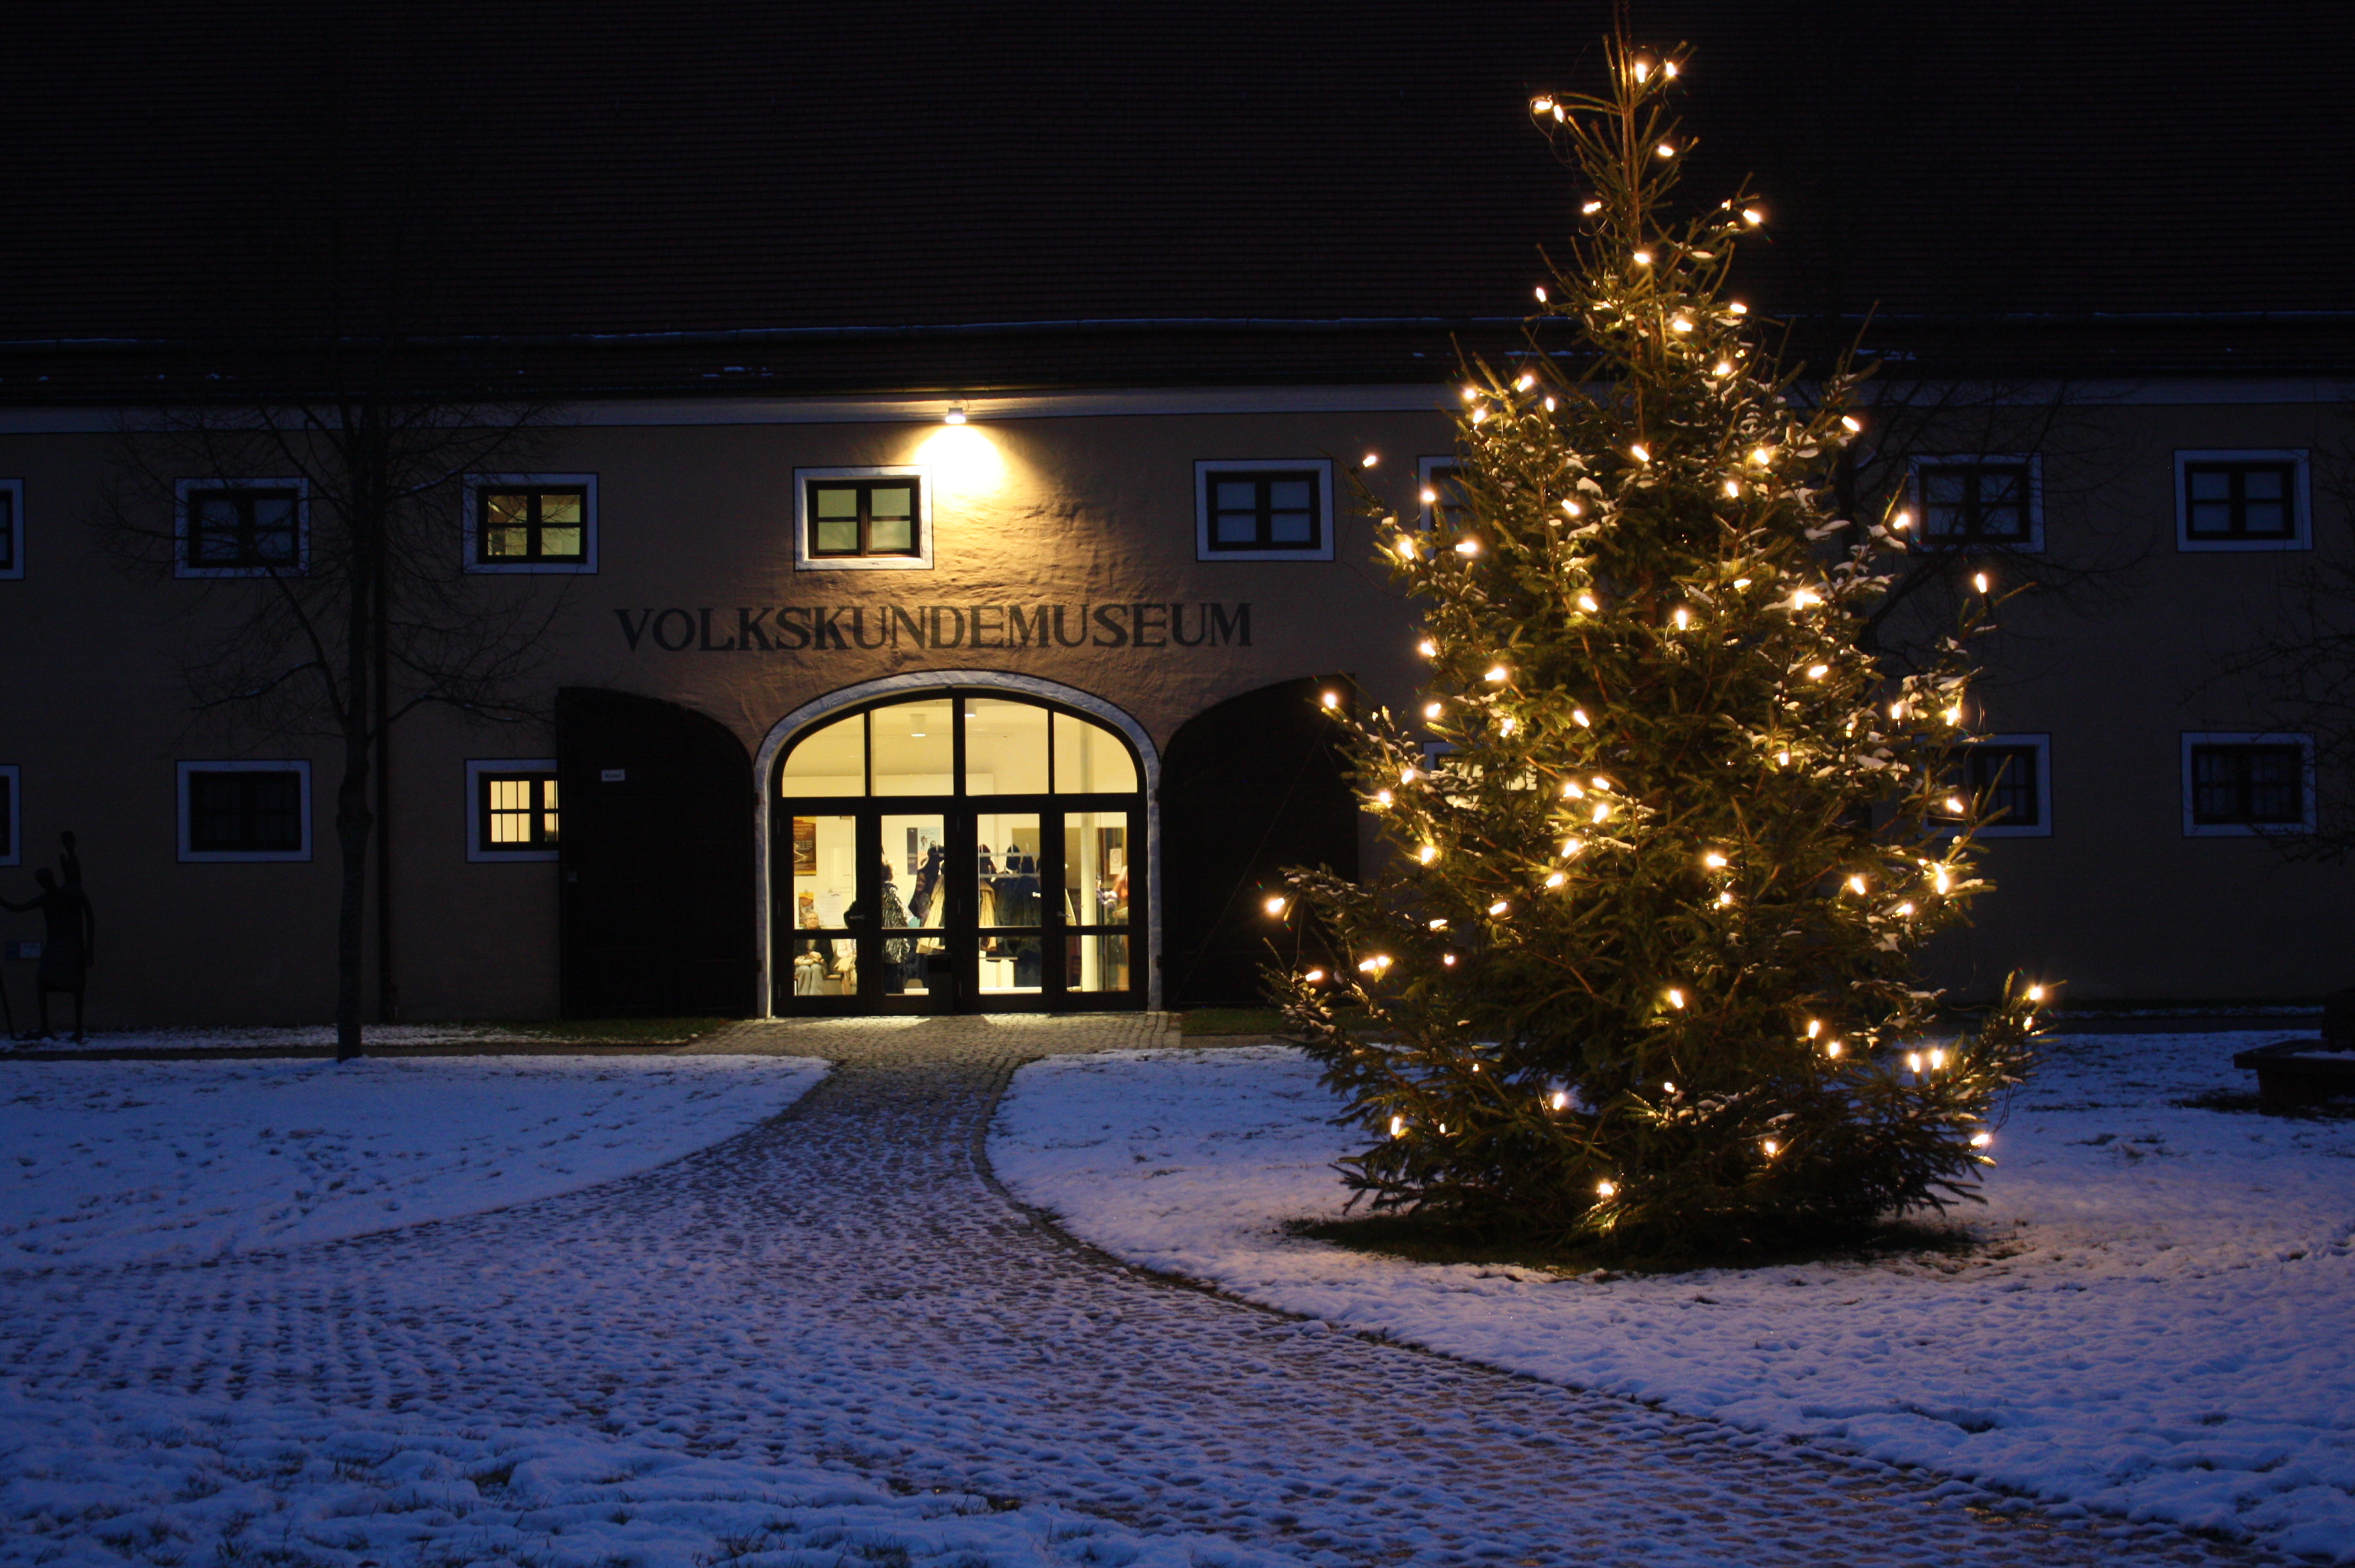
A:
0,765,18,866
2183,733,2314,836
175,480,308,577
464,474,599,573
1911,457,2041,550
1195,461,1334,561
795,468,933,571
2176,451,2308,551
1417,457,1470,532
1957,735,2051,837
178,762,311,862
0,480,23,580
469,760,560,860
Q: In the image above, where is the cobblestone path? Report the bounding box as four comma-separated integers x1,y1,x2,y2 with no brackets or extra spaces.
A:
0,1017,2285,1566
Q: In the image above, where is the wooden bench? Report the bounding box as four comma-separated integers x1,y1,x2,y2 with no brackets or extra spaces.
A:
2235,986,2355,1111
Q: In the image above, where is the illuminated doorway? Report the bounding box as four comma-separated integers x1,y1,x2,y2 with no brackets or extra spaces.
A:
772,689,1146,1014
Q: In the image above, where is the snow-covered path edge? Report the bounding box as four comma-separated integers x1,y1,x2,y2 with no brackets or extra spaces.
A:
990,1039,2355,1563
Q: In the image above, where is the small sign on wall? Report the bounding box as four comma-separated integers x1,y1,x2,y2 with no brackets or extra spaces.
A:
600,768,627,782
5,940,41,961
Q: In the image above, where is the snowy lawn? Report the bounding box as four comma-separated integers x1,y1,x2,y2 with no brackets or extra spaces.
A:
0,1055,827,1266
993,1033,2355,1561
8,1021,723,1054
0,1384,1280,1568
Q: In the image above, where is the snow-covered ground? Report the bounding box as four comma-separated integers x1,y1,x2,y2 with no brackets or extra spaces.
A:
6,1023,702,1054
993,1033,2355,1561
0,1054,827,1265
0,1030,1295,1567
0,1383,1277,1568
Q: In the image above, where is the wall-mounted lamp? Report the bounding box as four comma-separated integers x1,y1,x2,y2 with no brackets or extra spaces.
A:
943,401,968,426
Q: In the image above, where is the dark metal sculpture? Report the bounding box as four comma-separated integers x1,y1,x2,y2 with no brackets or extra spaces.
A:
2,832,95,1042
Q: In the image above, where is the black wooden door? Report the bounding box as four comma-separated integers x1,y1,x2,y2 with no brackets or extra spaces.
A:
1160,677,1358,1007
557,687,758,1018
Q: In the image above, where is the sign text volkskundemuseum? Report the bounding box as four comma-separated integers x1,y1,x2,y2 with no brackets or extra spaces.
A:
615,602,1252,653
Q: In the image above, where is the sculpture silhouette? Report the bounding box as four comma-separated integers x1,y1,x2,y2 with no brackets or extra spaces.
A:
3,835,95,1041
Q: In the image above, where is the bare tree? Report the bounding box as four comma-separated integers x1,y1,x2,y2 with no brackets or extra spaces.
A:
97,384,567,1059
2212,408,2355,860
1823,369,2150,682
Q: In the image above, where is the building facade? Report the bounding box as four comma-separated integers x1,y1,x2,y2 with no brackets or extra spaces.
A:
2,5,2351,1024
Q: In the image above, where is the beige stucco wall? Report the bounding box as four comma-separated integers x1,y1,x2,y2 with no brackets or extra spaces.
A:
1930,396,2353,1001
0,388,2346,1025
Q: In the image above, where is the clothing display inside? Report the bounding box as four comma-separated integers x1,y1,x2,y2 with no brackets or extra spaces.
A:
973,816,1043,994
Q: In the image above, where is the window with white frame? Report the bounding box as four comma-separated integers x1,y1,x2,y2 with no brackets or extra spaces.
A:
1911,456,2042,550
0,765,18,866
1417,457,1469,532
464,475,598,572
175,480,307,577
2182,733,2313,836
1187,461,1337,557
467,760,560,861
1957,734,2051,837
0,479,23,580
1196,460,1334,561
178,761,311,861
795,468,932,570
2176,450,2309,551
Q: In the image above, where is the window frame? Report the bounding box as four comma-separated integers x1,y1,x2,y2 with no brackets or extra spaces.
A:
467,759,561,862
177,760,313,863
794,466,933,572
0,765,18,867
1956,734,2052,838
777,695,1142,802
0,479,23,580
173,479,310,579
1416,456,1467,532
2175,449,2310,552
1195,459,1335,562
1907,455,2044,552
2181,731,2315,837
463,474,599,574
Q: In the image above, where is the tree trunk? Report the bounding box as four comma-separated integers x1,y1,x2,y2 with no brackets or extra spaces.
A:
335,423,382,1063
373,468,398,1024
334,724,374,1062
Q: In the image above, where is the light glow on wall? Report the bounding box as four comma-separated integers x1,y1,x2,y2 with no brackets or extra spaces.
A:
914,423,1007,495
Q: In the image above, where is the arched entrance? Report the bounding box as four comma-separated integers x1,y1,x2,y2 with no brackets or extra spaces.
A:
1161,677,1357,1008
757,677,1155,1015
555,688,760,1018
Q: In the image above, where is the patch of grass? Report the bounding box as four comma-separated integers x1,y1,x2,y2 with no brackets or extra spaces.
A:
467,1460,518,1492
1178,1007,1293,1037
1287,1210,1981,1277
2175,1089,2355,1120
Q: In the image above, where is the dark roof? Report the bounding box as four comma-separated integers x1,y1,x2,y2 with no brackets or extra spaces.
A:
5,1,2353,400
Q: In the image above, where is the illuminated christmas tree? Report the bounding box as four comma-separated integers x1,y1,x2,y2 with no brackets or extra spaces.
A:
1274,38,2046,1250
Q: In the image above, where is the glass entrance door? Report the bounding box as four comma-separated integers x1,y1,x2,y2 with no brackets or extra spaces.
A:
873,811,949,1010
972,808,1043,1001
781,809,860,1003
1061,810,1135,996
774,692,1146,1015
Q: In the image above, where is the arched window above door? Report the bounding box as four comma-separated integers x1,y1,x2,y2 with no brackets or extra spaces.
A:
779,695,1139,798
